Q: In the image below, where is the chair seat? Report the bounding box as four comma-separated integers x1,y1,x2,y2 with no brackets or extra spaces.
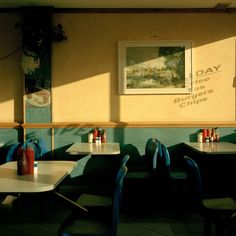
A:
203,197,236,211
59,211,111,235
224,213,236,236
78,194,112,207
126,171,152,179
170,170,187,180
184,156,236,236
58,164,128,236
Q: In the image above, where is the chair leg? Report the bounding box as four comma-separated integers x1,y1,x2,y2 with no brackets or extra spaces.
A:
170,181,185,217
215,217,229,236
215,226,224,236
204,217,213,236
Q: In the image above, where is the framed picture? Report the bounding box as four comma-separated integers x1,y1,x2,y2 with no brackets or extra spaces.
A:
118,41,192,94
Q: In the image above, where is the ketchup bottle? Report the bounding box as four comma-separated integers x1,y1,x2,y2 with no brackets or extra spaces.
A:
202,128,207,142
17,147,28,175
25,147,34,174
101,130,106,143
93,128,98,143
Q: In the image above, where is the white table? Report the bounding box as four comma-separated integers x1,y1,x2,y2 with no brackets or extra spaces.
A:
0,160,88,212
66,142,120,155
184,142,236,155
0,161,76,193
184,142,236,196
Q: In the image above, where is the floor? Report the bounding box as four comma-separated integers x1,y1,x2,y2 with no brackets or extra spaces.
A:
0,192,204,236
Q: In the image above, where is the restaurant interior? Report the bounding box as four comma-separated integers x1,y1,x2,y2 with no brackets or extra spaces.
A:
1,0,236,235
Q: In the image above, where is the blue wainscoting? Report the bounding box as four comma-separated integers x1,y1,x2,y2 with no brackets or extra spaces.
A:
0,128,19,164
53,127,236,157
1,127,236,163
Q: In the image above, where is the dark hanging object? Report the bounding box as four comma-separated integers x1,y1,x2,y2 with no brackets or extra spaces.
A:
21,9,52,59
52,24,67,42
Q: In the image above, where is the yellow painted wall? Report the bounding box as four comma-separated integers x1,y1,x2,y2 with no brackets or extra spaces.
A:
52,13,236,122
0,13,236,122
0,14,22,122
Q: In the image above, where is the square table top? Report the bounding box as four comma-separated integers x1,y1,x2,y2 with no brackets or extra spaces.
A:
184,142,236,154
66,142,120,155
0,161,76,193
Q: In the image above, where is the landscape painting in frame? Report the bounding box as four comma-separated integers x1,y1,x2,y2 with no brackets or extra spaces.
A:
118,41,192,94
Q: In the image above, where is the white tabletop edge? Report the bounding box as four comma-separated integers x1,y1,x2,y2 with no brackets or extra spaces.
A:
184,141,236,154
66,142,120,155
0,161,77,193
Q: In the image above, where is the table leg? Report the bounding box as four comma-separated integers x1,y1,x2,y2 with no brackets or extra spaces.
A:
53,190,88,213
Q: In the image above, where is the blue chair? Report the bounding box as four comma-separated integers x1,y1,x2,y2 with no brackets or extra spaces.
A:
4,143,23,201
124,138,158,178
184,156,236,236
23,138,48,160
224,213,236,236
120,138,158,173
57,164,128,236
123,138,158,196
153,141,187,214
77,155,129,207
157,141,187,183
5,142,21,162
119,144,146,172
119,154,130,170
145,138,159,172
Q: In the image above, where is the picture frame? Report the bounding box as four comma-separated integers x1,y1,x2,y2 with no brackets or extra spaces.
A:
118,41,192,94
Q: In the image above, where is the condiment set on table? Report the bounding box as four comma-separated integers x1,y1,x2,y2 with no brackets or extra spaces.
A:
197,128,220,143
17,145,35,175
88,128,106,144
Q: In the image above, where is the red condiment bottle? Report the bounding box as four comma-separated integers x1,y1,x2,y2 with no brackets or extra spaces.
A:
17,147,28,175
25,147,35,174
101,130,106,143
93,128,98,143
202,128,207,142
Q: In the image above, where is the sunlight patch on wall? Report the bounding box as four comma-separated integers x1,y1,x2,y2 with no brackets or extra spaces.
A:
52,72,111,122
120,37,236,122
0,100,14,121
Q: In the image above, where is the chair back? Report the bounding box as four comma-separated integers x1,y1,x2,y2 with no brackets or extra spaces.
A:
119,144,140,159
5,142,21,162
119,154,130,169
111,165,127,236
160,143,171,170
115,154,129,190
184,156,203,206
119,144,141,170
150,140,170,179
145,138,158,170
224,218,236,236
57,157,128,236
23,138,48,160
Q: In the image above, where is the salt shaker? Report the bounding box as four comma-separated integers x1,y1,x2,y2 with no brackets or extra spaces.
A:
88,132,93,143
197,131,203,143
